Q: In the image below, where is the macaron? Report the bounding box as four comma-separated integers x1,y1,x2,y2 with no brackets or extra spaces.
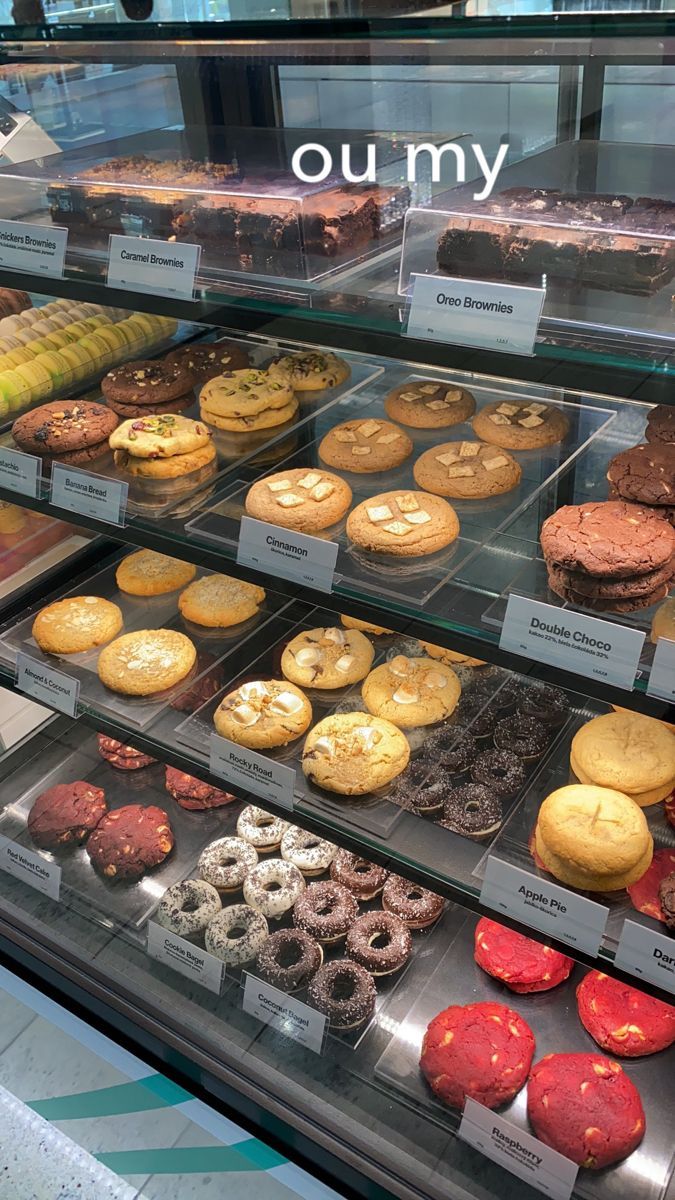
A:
59,343,93,382
34,350,69,387
96,325,128,355
61,321,91,341
82,315,111,331
78,332,112,367
0,349,34,369
15,360,52,401
0,370,30,411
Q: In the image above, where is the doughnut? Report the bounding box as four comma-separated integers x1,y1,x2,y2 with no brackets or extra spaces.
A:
293,880,358,943
205,903,268,966
236,805,289,851
455,695,496,740
422,725,476,774
255,928,322,992
382,875,444,929
345,910,412,976
330,850,388,900
438,783,502,840
494,715,549,760
198,837,258,893
280,825,337,876
393,760,445,814
518,684,569,727
484,677,523,714
156,879,221,938
243,858,305,919
470,749,526,798
307,959,376,1029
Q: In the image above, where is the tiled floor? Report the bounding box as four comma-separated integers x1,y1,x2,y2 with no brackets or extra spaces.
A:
0,964,343,1200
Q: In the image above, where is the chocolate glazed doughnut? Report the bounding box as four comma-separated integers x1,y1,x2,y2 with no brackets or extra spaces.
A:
438,784,502,841
307,959,376,1029
382,875,444,929
255,928,323,992
346,911,412,976
471,749,526,799
293,880,358,943
330,850,388,899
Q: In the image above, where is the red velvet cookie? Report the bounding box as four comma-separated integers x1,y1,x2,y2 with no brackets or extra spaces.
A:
665,792,675,828
28,781,107,849
627,848,675,923
577,970,675,1056
164,766,235,810
86,804,174,880
97,734,157,770
474,917,574,993
527,1052,645,1169
420,1000,535,1110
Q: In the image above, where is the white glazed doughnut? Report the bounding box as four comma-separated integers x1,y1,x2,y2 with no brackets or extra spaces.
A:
243,858,305,919
204,903,268,965
156,879,221,937
280,826,337,876
198,837,258,892
236,805,289,851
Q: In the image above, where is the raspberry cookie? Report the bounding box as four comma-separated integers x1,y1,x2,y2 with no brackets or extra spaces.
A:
420,1001,535,1110
474,917,573,993
577,970,675,1056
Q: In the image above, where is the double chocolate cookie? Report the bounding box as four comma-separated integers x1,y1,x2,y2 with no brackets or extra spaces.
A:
102,359,195,418
607,443,674,508
165,341,250,386
646,404,675,445
12,400,118,471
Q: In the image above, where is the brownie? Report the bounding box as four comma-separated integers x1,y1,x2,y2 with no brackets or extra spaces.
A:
28,781,107,849
86,803,174,881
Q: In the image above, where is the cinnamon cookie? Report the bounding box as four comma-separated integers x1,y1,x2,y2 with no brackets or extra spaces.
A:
319,418,412,474
97,629,196,695
346,490,459,557
362,654,461,728
384,380,475,429
245,468,352,533
281,626,374,688
178,574,265,627
33,596,123,655
102,360,193,407
473,400,569,449
413,440,521,498
116,549,196,596
269,351,350,393
302,712,410,795
214,679,311,749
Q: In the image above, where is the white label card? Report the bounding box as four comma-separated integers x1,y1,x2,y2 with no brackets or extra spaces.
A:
459,1099,578,1200
146,921,224,994
647,637,675,704
50,464,127,526
0,219,68,278
480,856,608,957
15,652,79,718
615,919,675,996
237,516,338,594
210,733,295,811
107,234,200,301
242,973,326,1054
0,834,61,901
405,272,545,356
0,446,40,498
500,594,645,691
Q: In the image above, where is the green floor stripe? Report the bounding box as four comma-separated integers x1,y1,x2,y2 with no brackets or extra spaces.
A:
28,1074,193,1120
96,1140,286,1176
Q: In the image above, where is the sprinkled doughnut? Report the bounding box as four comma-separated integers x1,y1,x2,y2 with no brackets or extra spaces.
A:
494,715,549,761
255,928,323,992
330,849,388,900
307,959,376,1030
293,880,358,943
236,804,290,851
156,879,221,938
281,825,337,876
422,725,476,774
382,875,444,929
243,857,305,919
204,903,268,966
346,910,412,976
198,837,258,893
438,783,502,841
470,749,526,798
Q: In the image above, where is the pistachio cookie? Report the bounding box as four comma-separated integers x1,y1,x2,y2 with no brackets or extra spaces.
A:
384,380,475,429
199,367,297,433
214,680,311,749
346,490,459,557
97,629,196,696
116,549,196,597
472,401,569,449
281,626,374,689
269,351,350,393
33,596,123,655
178,573,265,628
362,654,461,728
413,441,522,499
245,468,352,533
302,712,410,795
319,418,413,474
109,413,211,458
114,442,216,479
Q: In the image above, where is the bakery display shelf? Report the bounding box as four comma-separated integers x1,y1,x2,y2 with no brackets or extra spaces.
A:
376,907,675,1200
0,505,99,617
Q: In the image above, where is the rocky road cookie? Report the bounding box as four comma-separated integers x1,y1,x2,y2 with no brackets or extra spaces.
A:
340,614,393,636
245,468,351,533
362,654,460,728
652,596,675,643
114,441,216,478
102,360,193,407
541,501,675,578
28,781,107,849
319,418,412,473
200,367,296,433
13,400,118,457
607,443,674,507
384,380,475,429
646,404,675,444
535,783,653,892
474,917,573,994
281,626,373,688
302,711,410,795
419,640,486,668
413,440,521,498
109,413,211,458
116,549,196,596
346,490,459,557
33,595,123,655
97,629,196,695
178,573,265,627
214,679,311,749
420,1001,535,1111
571,711,675,805
86,803,174,880
270,351,350,393
165,340,250,385
577,970,675,1057
472,400,569,449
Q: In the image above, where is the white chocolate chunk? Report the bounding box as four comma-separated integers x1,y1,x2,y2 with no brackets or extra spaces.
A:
232,703,260,727
270,691,304,716
383,521,412,536
488,413,511,425
297,471,322,490
367,505,393,522
497,403,519,416
436,452,460,466
425,400,450,411
518,414,544,428
276,492,304,507
399,391,418,402
459,441,480,457
295,646,322,667
445,389,462,403
404,510,432,525
351,446,372,456
483,455,510,471
396,493,420,514
311,482,334,501
393,684,419,705
447,464,475,478
419,384,439,395
335,429,357,442
359,420,381,438
335,653,355,673
376,432,400,445
525,402,547,415
268,479,292,493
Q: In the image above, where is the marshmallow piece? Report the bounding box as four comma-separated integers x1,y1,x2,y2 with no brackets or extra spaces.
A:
459,441,480,457
314,736,334,755
396,492,420,514
267,479,292,493
297,472,322,490
335,429,357,442
241,681,269,701
356,726,381,749
383,521,412,535
367,504,394,523
359,420,381,438
276,492,305,507
232,703,260,727
423,669,450,689
404,510,432,525
295,646,322,667
323,627,346,645
335,653,355,673
311,481,334,501
270,691,304,716
389,654,412,678
393,684,419,705
483,455,510,471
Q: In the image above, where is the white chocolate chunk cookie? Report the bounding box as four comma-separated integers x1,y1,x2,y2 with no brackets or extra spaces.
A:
346,490,459,557
214,679,312,749
362,655,461,728
245,467,352,533
413,440,522,498
384,379,476,429
281,626,374,689
472,401,569,449
319,418,413,473
302,711,410,795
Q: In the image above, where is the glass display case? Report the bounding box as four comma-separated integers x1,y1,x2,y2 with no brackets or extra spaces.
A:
0,8,672,1200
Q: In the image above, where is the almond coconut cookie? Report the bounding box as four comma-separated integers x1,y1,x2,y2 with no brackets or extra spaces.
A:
384,380,476,429
97,629,196,696
281,626,374,689
413,440,522,499
318,418,413,473
346,490,459,557
472,400,569,449
302,712,410,795
178,573,265,628
213,679,312,749
33,596,123,655
245,467,352,533
362,655,461,728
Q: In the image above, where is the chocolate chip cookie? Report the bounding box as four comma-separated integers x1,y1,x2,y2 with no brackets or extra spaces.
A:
319,418,413,473
413,440,522,498
473,401,569,449
384,380,475,429
607,443,674,507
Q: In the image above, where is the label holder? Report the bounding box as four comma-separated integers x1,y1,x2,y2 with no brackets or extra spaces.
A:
0,446,40,498
237,515,338,594
480,855,608,957
210,732,295,811
107,234,201,301
146,921,224,995
15,651,80,718
241,971,327,1055
50,463,128,527
459,1098,578,1200
404,272,545,357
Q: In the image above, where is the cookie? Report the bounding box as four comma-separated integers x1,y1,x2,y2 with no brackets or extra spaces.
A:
213,679,311,750
472,400,569,449
362,654,460,728
96,734,157,770
269,351,350,393
37,441,112,473
97,629,196,695
547,558,674,600
659,871,675,928
571,712,675,803
420,1001,535,1111
104,393,192,419
113,441,216,478
109,413,212,458
245,468,352,533
116,549,197,597
413,440,522,499
474,917,573,993
32,595,123,655
86,803,174,880
535,784,653,892
171,651,223,714
12,400,118,455
384,380,475,429
318,418,413,474
346,490,459,557
577,970,675,1057
28,781,107,849
164,767,234,810
550,579,669,614
302,712,410,795
199,368,294,418
646,404,675,444
201,398,298,433
102,360,194,407
165,340,250,384
627,848,675,923
178,573,265,628
281,626,374,689
541,501,675,579
528,1053,645,1169
652,596,675,643
419,641,486,668
340,614,393,636
607,443,675,507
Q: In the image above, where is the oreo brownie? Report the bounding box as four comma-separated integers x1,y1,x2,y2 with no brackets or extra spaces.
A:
28,781,107,849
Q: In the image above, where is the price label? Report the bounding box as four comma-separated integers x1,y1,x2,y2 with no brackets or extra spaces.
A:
242,973,326,1054
0,446,40,498
480,857,608,957
459,1099,578,1200
500,594,644,691
210,733,295,811
146,921,224,994
15,652,79,718
0,219,68,278
647,637,675,704
237,516,338,594
50,464,127,526
0,834,61,900
107,234,200,301
615,919,675,996
405,272,545,356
